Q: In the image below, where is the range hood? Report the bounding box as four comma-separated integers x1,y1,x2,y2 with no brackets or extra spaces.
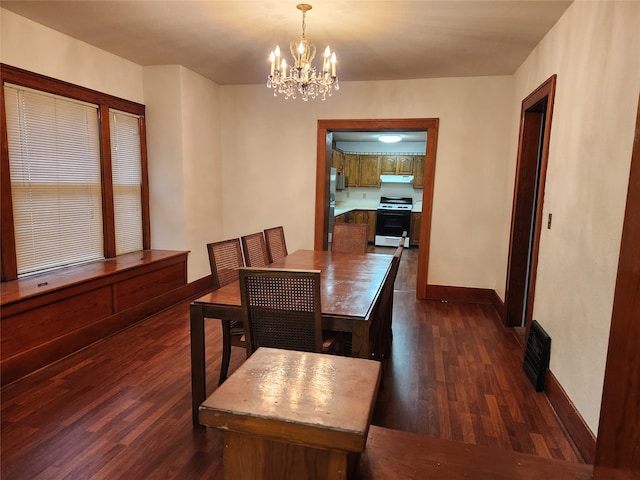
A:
380,174,414,184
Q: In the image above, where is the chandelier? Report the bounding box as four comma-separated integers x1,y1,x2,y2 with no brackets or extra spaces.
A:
267,4,339,101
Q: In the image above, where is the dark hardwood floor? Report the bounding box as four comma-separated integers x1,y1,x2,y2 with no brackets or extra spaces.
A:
1,247,583,479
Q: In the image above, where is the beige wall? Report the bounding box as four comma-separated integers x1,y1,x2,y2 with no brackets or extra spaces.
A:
142,65,223,281
0,9,143,102
503,0,640,433
219,76,514,289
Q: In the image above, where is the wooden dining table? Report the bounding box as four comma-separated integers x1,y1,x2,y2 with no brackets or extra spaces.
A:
190,249,393,426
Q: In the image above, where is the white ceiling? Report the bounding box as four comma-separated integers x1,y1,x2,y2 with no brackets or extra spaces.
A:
2,0,572,86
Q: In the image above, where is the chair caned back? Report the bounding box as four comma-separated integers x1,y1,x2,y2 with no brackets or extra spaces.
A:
207,238,245,289
332,223,368,254
241,232,270,267
239,268,323,355
264,226,288,263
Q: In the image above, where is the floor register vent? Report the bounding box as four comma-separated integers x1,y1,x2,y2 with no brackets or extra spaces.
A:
523,320,551,392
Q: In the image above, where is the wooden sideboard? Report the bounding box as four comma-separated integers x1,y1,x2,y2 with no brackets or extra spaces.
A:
1,250,189,386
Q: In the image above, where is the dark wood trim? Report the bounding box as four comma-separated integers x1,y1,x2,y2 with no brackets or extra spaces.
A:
0,79,17,280
491,289,506,323
423,285,505,322
184,274,215,300
425,284,496,305
593,95,640,479
416,120,439,300
504,75,556,328
359,425,593,480
0,64,150,280
99,104,117,257
0,64,145,114
139,115,151,249
315,118,438,302
545,370,596,464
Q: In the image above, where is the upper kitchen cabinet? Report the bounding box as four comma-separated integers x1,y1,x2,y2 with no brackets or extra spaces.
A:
380,156,397,175
332,149,344,174
397,156,414,175
359,155,381,187
344,154,359,187
380,155,415,175
413,155,425,189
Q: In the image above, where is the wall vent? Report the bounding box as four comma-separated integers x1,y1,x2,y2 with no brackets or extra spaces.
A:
523,320,551,392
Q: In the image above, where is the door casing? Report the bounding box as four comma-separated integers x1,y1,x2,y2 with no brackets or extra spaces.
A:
314,118,439,299
504,75,556,330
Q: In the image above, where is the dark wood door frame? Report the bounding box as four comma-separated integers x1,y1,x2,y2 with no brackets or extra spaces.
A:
314,118,439,300
593,95,640,480
504,75,556,328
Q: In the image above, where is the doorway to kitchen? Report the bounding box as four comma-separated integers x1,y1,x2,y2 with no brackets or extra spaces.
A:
313,118,439,300
504,76,556,338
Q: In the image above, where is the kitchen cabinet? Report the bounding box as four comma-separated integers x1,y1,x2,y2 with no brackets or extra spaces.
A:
380,156,397,175
397,155,414,175
336,209,375,243
344,154,359,187
413,155,425,189
351,210,368,225
380,155,414,175
332,149,344,174
359,155,381,187
367,211,376,243
410,212,421,246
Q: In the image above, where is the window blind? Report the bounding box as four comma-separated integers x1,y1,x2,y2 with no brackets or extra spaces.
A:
110,109,143,255
4,84,104,275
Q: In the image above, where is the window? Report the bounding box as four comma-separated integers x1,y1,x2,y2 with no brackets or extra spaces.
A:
1,65,149,280
110,109,144,255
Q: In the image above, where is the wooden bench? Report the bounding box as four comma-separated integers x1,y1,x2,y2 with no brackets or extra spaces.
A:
357,425,593,480
199,347,382,480
1,249,189,386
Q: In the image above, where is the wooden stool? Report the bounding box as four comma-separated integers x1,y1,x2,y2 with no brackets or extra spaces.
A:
199,347,382,480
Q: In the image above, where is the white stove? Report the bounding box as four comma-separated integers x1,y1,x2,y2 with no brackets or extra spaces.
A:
378,197,413,211
375,196,412,247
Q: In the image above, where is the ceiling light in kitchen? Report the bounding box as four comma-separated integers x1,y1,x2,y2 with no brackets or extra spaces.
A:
378,135,402,143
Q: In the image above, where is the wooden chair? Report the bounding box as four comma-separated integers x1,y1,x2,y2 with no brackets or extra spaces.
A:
370,254,401,362
264,226,288,263
331,223,368,254
399,230,408,248
238,268,339,355
206,238,248,384
241,232,270,267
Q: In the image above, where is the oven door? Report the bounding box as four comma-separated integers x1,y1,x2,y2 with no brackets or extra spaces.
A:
375,209,411,246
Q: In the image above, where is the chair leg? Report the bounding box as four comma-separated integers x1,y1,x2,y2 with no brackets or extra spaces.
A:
219,320,232,386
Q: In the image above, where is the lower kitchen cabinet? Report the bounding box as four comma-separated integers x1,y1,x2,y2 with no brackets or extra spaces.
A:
334,209,376,243
410,212,421,246
367,211,376,243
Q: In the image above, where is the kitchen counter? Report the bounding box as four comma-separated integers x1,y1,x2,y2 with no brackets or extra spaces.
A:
334,202,377,217
334,201,422,216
